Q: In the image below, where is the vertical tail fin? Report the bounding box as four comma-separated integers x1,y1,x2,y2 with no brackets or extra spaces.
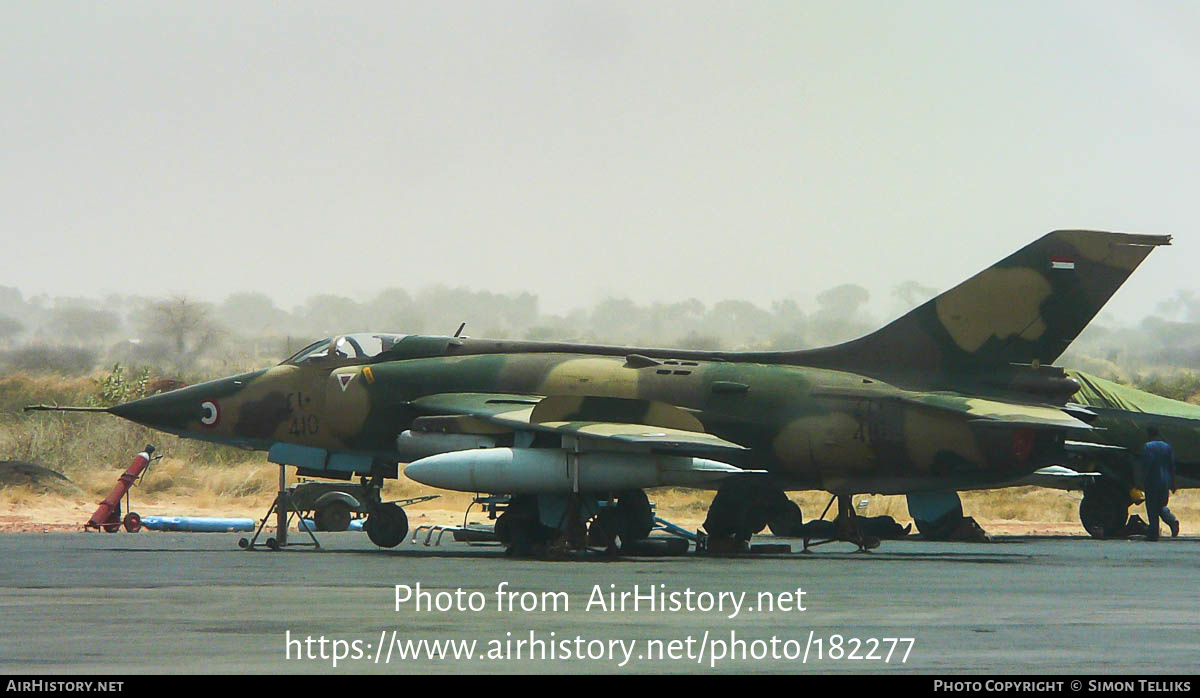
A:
795,230,1170,377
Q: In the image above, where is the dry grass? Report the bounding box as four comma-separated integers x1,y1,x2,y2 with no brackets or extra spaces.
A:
0,373,98,413
0,368,261,487
962,486,1081,522
0,485,43,509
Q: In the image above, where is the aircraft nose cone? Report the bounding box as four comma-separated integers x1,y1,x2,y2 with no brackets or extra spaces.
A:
108,389,204,430
106,369,266,432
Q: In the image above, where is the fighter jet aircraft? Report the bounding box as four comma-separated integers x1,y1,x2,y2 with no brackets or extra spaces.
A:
27,230,1169,552
1027,370,1198,538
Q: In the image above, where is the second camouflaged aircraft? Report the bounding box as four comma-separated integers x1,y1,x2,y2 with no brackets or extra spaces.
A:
29,230,1169,552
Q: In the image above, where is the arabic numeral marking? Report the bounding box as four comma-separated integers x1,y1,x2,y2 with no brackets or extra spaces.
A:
864,638,880,660
290,415,319,436
878,638,897,662
808,636,911,662
846,637,863,659
827,634,844,659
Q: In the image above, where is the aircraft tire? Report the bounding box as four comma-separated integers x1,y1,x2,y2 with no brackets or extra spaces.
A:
494,512,513,545
766,500,803,537
704,479,769,541
496,496,554,555
365,503,409,548
1079,480,1129,539
614,489,654,545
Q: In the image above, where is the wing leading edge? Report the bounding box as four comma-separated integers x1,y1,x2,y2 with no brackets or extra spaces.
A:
408,393,749,456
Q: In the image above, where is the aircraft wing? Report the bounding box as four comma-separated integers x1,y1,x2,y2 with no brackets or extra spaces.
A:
900,393,1095,431
1014,465,1101,491
956,465,1102,492
1063,440,1127,454
408,392,749,456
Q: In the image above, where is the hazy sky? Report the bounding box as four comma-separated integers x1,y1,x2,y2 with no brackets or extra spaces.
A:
3,2,1198,323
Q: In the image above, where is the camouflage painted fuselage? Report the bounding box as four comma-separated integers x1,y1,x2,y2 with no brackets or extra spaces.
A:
111,339,1070,495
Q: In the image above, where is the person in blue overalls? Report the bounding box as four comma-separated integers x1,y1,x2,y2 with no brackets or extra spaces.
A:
1142,426,1180,541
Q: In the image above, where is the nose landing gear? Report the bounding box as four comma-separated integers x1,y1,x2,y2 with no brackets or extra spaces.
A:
365,502,410,548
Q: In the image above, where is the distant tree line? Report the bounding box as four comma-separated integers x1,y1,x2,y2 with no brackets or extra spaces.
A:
2,282,1199,397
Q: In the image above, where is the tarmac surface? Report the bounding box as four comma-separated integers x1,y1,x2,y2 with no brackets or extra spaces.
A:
1,531,1197,674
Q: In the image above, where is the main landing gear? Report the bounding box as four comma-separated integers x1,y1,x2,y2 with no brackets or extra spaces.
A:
702,478,879,552
1078,477,1133,539
492,490,659,557
587,489,654,555
703,478,772,546
493,495,557,555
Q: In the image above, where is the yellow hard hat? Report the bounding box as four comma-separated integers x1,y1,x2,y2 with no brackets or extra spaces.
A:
1129,488,1145,505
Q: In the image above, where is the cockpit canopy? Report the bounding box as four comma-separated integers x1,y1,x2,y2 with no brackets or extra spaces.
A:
283,333,411,365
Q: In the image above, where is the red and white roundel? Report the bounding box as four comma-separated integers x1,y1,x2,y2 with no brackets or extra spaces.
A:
200,400,220,427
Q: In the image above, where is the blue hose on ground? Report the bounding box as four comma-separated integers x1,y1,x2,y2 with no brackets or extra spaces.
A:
141,516,256,532
298,519,365,531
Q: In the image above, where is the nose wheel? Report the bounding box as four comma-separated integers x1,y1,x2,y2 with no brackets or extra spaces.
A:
365,503,409,548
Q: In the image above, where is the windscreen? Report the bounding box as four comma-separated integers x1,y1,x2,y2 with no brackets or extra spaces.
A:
283,333,410,365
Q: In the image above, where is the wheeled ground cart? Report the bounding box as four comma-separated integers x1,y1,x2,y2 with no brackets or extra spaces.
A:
84,445,161,533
